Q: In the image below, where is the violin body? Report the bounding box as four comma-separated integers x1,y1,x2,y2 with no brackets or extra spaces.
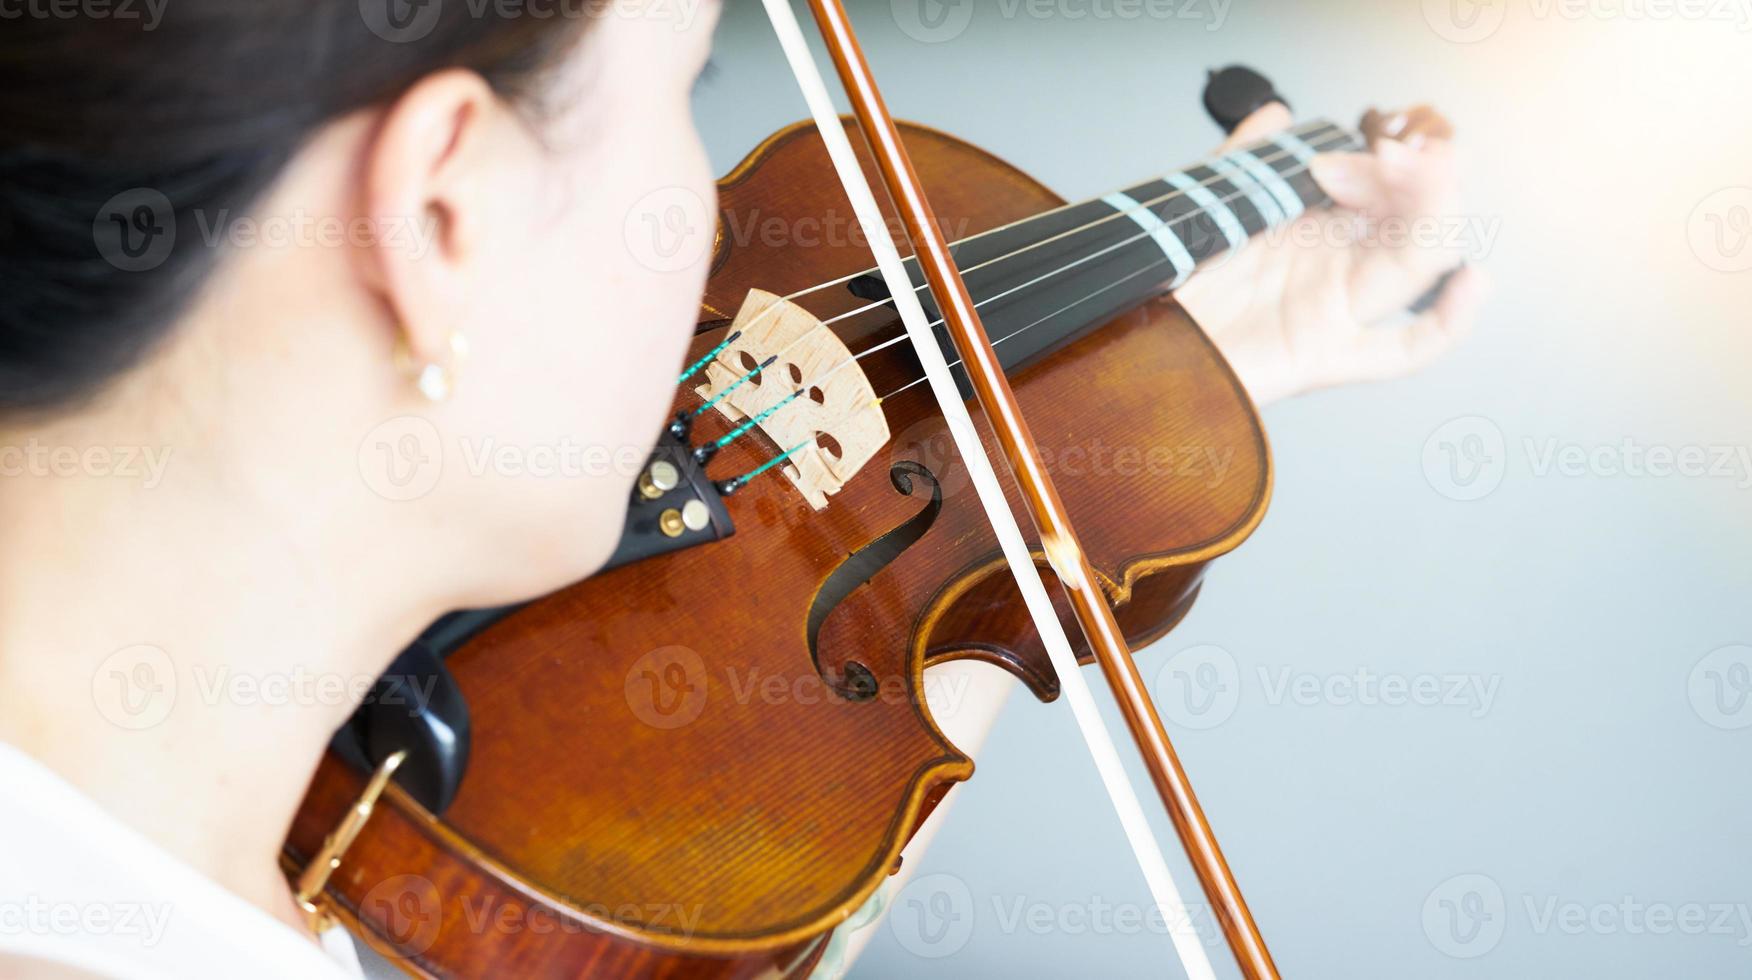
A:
286,118,1271,978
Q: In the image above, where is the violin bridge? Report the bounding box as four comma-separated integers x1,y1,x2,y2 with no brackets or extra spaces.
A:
695,289,890,510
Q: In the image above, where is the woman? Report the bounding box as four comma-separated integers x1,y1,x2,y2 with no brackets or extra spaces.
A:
0,2,1484,977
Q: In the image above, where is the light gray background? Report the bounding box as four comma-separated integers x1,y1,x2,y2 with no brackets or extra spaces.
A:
688,2,1752,978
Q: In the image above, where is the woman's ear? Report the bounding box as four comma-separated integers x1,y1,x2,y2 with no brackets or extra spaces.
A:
356,68,505,373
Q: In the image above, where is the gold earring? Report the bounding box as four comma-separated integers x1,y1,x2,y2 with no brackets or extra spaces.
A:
396,330,470,403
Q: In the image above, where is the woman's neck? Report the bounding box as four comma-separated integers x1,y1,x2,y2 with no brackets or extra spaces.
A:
0,399,442,936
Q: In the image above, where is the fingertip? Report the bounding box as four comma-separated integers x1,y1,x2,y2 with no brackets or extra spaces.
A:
1215,103,1295,152
1310,152,1378,207
1245,102,1295,136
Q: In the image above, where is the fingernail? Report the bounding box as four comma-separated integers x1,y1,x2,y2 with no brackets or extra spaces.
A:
1384,111,1409,136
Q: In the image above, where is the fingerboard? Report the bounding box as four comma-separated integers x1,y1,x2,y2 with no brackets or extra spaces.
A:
856,119,1363,399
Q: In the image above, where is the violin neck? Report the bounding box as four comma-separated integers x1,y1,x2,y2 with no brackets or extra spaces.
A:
1099,117,1363,281
876,118,1363,399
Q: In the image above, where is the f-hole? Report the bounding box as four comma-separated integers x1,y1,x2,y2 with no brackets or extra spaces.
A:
805,461,943,701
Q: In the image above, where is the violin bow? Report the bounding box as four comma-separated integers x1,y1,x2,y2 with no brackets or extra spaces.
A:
759,2,1280,978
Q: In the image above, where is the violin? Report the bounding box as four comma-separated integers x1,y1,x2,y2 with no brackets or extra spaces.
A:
282,21,1437,973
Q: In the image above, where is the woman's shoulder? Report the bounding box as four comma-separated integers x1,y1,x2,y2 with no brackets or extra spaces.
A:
0,741,362,980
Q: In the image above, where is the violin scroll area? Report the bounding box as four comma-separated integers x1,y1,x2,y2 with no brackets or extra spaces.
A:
694,289,889,510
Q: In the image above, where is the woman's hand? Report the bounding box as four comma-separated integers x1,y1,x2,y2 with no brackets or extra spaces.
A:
1175,103,1491,407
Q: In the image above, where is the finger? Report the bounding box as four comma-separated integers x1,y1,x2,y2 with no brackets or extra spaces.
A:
1308,140,1456,217
1311,109,1458,214
1212,102,1293,155
1308,151,1386,211
1361,104,1454,150
1344,263,1489,382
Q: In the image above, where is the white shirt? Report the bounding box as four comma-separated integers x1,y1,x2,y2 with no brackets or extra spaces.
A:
0,741,363,979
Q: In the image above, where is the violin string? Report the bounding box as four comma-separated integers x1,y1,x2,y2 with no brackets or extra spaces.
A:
830,142,1347,397
713,144,1342,474
694,127,1352,407
706,127,1355,475
810,121,1349,335
880,243,1187,402
695,130,1348,419
676,330,741,384
712,154,1324,479
682,123,1351,400
700,118,1348,353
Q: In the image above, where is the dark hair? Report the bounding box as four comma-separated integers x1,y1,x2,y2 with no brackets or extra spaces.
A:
0,3,591,417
